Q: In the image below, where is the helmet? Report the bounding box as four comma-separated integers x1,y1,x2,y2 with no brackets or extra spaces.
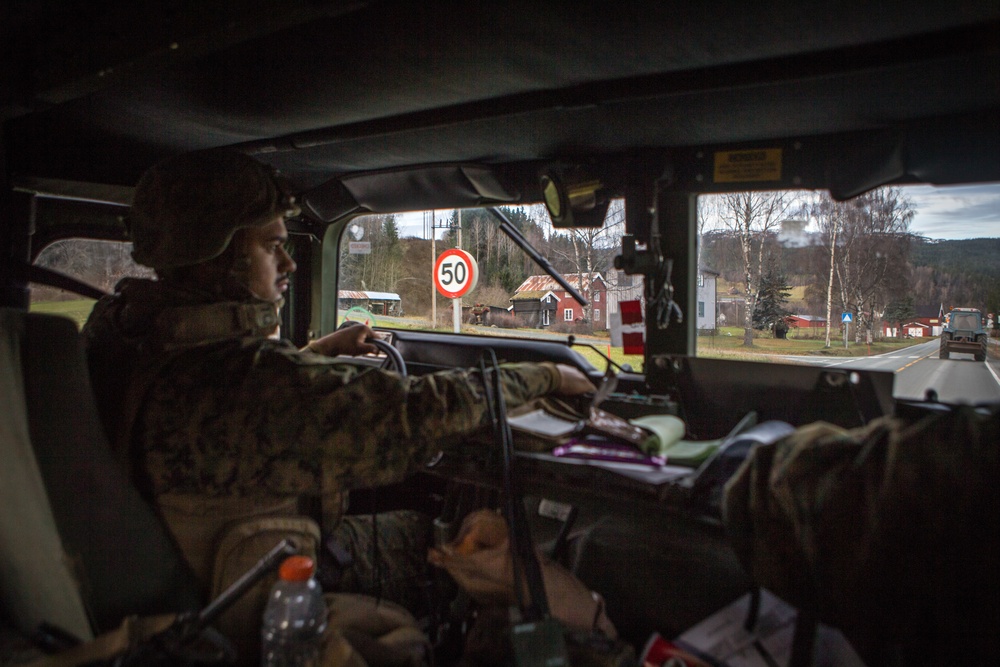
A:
128,149,300,269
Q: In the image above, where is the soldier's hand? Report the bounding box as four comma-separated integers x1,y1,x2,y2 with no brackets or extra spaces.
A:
554,364,597,396
305,323,378,357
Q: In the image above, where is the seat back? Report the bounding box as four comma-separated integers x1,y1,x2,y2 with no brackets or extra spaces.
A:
0,308,200,639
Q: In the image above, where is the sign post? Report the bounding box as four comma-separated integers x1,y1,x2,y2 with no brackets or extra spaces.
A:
434,249,479,333
842,312,852,349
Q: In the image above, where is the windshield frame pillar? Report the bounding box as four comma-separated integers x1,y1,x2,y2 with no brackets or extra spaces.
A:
645,190,697,391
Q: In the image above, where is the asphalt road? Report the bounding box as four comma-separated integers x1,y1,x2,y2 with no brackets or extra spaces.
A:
781,339,1000,404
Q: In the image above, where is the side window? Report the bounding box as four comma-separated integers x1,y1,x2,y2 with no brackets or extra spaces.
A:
564,309,573,322
30,239,152,329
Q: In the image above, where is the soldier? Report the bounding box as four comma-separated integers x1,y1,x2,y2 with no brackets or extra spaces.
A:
81,149,595,621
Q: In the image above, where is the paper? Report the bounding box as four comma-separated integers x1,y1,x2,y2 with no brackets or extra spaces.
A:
507,409,580,437
676,590,867,667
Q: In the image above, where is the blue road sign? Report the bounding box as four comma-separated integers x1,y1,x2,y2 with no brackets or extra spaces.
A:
842,312,853,323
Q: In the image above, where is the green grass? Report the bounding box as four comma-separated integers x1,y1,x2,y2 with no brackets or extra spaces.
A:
699,326,926,357
30,299,97,329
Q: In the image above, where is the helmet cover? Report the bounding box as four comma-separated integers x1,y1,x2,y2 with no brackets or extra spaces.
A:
128,150,300,269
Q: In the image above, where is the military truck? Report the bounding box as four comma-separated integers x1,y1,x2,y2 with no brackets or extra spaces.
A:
940,307,989,361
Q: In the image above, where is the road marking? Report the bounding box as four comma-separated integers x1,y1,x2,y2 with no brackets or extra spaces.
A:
895,350,936,373
987,362,1000,387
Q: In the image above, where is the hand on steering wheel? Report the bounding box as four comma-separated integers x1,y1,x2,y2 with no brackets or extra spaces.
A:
367,337,407,376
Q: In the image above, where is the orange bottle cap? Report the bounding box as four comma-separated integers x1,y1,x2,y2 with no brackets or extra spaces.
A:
278,555,315,582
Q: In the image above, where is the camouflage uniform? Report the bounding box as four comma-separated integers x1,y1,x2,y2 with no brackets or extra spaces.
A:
82,277,562,612
722,406,1000,666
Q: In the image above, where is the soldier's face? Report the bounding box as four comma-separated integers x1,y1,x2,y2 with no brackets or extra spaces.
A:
244,217,297,302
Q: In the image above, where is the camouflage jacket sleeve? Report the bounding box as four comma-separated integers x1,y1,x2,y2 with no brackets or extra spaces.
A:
138,339,561,497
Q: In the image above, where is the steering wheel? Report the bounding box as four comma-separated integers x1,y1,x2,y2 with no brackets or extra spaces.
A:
368,337,407,377
335,320,407,376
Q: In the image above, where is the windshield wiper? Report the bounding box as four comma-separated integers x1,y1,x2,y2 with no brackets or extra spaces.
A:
487,207,589,307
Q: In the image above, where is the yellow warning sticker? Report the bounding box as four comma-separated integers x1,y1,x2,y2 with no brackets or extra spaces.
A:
714,148,782,183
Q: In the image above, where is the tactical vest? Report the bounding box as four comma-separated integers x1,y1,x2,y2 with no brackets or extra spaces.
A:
113,299,347,656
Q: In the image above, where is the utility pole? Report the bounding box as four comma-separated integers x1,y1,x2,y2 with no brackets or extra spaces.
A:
430,210,436,327
454,209,462,333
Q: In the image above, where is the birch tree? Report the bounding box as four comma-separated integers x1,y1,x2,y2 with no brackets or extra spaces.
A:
714,192,793,346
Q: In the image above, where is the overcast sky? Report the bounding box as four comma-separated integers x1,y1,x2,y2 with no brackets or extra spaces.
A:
905,183,1000,240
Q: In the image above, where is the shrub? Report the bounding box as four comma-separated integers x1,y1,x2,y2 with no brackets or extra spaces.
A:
488,312,523,329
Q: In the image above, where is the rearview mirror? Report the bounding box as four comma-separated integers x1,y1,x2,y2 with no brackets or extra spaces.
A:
540,166,609,228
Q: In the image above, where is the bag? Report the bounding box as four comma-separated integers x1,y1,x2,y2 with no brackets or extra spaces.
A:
722,405,1000,666
428,510,619,636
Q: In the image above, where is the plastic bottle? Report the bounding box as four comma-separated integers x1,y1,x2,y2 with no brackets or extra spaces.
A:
261,555,329,667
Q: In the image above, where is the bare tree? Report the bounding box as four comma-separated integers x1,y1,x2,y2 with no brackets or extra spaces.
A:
835,189,913,342
712,192,794,346
806,188,914,345
803,194,850,347
547,199,625,324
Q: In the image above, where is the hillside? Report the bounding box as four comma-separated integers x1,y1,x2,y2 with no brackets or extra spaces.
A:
706,236,1000,317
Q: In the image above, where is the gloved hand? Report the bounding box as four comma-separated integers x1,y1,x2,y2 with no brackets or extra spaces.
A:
428,510,617,638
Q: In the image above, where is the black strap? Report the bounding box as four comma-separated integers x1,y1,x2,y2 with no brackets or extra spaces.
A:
14,262,109,300
480,350,550,621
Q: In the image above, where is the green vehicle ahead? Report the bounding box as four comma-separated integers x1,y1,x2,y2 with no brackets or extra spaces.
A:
939,307,988,361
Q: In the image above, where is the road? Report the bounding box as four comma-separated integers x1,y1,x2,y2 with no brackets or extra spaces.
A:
780,340,1000,404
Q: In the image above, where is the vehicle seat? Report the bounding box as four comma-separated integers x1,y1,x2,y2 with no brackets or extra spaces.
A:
0,308,200,642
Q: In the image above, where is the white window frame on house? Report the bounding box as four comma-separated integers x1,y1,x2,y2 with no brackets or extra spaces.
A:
698,274,705,287
542,309,550,326
595,308,601,321
564,308,573,321
698,301,705,318
594,291,601,302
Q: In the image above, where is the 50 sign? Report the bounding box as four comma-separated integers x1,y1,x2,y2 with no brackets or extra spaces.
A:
434,248,479,299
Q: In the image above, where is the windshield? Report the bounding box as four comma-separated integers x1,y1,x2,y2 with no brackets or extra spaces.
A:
951,313,981,331
335,203,645,371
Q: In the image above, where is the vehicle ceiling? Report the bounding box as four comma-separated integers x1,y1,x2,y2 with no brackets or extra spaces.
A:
3,0,1000,209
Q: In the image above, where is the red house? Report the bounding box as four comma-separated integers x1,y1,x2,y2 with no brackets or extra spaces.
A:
882,304,943,337
510,273,609,330
786,314,826,329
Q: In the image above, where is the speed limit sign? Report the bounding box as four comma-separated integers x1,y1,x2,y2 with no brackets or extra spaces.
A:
434,248,479,299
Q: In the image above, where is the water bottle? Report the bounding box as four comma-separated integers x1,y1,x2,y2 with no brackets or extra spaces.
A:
261,555,329,666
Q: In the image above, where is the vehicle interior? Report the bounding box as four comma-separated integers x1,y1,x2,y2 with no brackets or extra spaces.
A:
2,1,999,665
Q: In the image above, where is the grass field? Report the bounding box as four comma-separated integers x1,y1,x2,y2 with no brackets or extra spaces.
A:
30,299,97,329
30,300,924,371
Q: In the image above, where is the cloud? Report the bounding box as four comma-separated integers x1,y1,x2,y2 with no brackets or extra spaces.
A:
905,184,1000,240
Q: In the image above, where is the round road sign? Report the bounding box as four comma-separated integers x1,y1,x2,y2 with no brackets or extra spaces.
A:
434,248,479,299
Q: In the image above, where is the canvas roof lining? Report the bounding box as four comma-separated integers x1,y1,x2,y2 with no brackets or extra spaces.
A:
3,2,998,195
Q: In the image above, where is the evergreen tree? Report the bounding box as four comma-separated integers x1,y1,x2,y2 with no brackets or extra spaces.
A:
752,268,792,334
883,295,916,332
